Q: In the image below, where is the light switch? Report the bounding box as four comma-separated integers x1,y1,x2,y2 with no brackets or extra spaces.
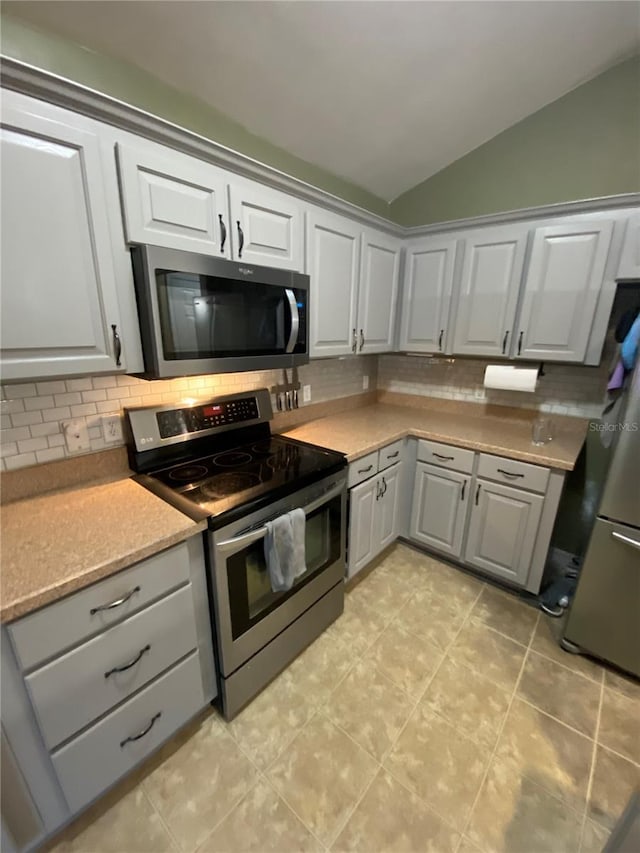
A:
303,385,311,403
61,419,90,453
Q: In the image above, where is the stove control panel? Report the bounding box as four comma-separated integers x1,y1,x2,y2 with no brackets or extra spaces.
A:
157,396,260,438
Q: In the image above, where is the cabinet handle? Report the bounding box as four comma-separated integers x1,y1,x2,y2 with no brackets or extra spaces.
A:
111,324,122,367
219,214,227,253
120,712,161,748
518,331,523,356
433,452,454,461
90,585,140,615
611,531,640,551
438,329,444,351
237,221,244,257
358,464,374,474
105,644,151,678
461,480,466,501
375,480,381,500
502,330,509,355
352,329,358,353
475,484,481,505
359,329,365,352
387,451,400,459
497,468,524,480
381,476,387,497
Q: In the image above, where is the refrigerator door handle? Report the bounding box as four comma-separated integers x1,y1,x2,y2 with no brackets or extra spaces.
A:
611,530,640,552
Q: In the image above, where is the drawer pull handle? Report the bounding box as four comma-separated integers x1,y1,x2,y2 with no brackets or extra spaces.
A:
612,531,640,551
219,214,227,253
475,484,481,505
358,465,374,474
461,480,466,501
359,329,365,352
433,452,454,461
502,330,509,355
438,329,444,351
90,586,141,615
105,644,151,679
386,451,400,459
120,712,161,748
497,468,524,479
237,221,244,257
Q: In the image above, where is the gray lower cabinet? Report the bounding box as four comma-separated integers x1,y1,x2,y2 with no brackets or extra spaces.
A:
348,461,401,579
464,479,544,585
410,463,470,559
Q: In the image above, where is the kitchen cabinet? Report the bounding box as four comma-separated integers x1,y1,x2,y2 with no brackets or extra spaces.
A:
515,219,615,362
399,237,457,354
356,229,401,353
410,463,470,559
617,214,640,280
0,91,127,380
452,224,529,358
348,455,402,579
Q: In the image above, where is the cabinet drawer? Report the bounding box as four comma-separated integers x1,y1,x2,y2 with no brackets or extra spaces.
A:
477,453,549,494
26,585,197,750
348,451,379,488
51,652,204,814
378,440,403,471
416,440,474,474
9,541,191,672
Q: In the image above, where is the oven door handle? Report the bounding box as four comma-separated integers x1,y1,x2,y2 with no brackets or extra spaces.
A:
285,289,299,354
217,480,344,555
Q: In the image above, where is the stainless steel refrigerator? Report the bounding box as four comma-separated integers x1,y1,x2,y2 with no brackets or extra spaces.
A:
563,360,640,677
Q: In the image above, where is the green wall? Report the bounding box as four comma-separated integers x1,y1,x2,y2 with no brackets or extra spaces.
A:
390,56,640,226
0,14,390,218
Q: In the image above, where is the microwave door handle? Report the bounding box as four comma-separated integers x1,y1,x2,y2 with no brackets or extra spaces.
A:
284,289,299,354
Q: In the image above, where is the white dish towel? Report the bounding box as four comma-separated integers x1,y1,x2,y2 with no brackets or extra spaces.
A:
264,509,307,592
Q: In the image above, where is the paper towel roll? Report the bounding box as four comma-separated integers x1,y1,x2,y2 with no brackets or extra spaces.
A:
483,365,538,393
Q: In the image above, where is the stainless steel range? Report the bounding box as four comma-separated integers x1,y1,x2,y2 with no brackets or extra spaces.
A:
124,389,347,719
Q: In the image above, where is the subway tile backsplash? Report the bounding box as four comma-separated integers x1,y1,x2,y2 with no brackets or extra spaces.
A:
0,356,378,470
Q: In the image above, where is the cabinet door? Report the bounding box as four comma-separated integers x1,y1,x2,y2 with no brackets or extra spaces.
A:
306,209,360,358
376,462,401,551
464,479,543,586
410,463,469,559
399,237,457,354
357,229,401,353
1,94,125,379
452,225,528,358
516,220,614,362
117,142,229,256
228,181,303,271
617,214,640,281
347,476,378,579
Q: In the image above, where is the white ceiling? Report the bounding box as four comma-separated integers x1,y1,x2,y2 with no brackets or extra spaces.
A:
5,1,640,201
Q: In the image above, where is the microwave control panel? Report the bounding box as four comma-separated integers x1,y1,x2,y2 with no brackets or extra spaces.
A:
157,396,259,438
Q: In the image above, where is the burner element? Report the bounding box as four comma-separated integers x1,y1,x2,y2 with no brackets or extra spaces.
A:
213,450,253,468
169,464,208,483
201,472,261,500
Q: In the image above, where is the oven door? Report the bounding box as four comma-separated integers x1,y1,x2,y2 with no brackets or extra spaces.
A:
209,473,346,676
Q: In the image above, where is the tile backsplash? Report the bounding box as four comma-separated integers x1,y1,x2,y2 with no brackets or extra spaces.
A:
0,356,378,471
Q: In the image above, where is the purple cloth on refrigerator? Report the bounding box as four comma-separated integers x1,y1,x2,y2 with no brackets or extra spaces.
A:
607,359,626,391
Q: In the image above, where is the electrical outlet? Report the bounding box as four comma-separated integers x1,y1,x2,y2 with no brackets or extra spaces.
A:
362,375,370,391
303,384,311,403
61,419,90,453
102,414,123,444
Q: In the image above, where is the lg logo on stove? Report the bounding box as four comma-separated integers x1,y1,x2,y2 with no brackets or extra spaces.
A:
140,437,156,445
238,267,254,276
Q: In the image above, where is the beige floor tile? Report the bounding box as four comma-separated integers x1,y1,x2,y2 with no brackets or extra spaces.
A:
531,616,603,682
49,785,176,853
227,671,315,770
603,668,640,701
422,656,511,749
598,687,640,764
326,660,415,761
580,819,610,853
384,704,491,831
517,650,601,737
142,715,259,852
281,629,355,707
395,588,469,652
348,566,413,618
376,542,435,582
332,768,460,853
267,713,378,846
466,755,583,853
495,697,593,813
363,622,445,699
470,586,538,646
415,559,485,610
328,592,390,656
448,621,526,692
588,745,640,830
197,777,320,853
457,836,485,853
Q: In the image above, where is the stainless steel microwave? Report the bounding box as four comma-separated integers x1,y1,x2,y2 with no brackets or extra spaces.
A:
130,245,309,379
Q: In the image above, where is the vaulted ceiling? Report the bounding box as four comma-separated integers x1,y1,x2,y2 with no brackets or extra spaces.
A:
5,1,640,201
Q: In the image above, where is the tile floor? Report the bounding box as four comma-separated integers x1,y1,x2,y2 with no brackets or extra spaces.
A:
47,544,640,853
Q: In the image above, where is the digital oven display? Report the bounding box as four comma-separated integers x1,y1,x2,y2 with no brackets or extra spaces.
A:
202,405,224,417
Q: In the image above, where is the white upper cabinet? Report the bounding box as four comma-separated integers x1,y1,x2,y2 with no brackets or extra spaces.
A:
399,237,457,353
306,208,360,357
617,214,640,280
357,229,401,353
515,219,614,362
117,141,230,256
452,225,529,358
228,181,303,271
1,92,126,379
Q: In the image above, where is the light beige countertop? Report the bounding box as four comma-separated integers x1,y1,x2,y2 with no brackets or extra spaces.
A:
285,395,588,471
1,478,206,623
